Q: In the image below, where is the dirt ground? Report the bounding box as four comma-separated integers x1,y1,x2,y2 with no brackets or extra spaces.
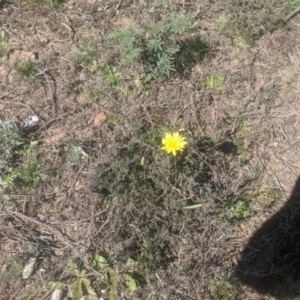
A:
1,0,300,299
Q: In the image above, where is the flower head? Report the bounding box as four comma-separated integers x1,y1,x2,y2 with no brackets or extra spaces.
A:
161,132,187,156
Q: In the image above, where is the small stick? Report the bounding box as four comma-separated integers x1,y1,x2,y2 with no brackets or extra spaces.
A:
0,86,24,100
6,210,75,249
0,100,38,115
285,6,300,23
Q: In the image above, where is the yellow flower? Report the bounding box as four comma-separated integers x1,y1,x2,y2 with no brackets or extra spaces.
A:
161,132,187,156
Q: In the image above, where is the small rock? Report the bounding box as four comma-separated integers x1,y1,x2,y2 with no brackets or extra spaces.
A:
51,289,63,300
94,112,107,126
0,264,7,273
79,72,86,81
23,115,39,130
29,115,39,126
22,257,36,279
29,51,39,60
40,37,49,44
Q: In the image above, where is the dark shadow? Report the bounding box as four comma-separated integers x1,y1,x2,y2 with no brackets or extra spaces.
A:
175,36,210,76
236,175,300,298
217,140,237,155
0,1,6,9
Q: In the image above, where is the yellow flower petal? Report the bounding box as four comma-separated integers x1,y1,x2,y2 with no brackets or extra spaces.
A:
161,132,187,156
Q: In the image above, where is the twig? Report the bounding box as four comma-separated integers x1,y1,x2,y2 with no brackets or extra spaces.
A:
285,6,300,23
0,100,38,115
61,22,75,41
6,210,75,249
91,203,116,238
42,70,57,115
0,85,24,100
33,115,68,135
0,68,48,114
68,162,86,197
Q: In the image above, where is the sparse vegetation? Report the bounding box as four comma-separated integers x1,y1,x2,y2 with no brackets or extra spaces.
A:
52,253,138,300
0,119,24,170
8,145,42,190
109,12,196,80
204,73,225,92
17,287,46,300
209,271,241,300
15,60,37,79
73,40,100,66
0,119,44,191
1,0,300,299
0,255,23,282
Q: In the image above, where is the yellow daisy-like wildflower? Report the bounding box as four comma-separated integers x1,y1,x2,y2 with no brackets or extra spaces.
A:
161,132,187,156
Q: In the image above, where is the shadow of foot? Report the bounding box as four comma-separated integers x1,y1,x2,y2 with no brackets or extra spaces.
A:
236,175,300,297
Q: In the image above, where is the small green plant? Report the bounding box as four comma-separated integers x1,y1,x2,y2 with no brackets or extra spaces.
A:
0,118,48,191
64,258,99,300
286,0,300,10
109,12,195,80
1,141,42,190
218,196,252,223
12,145,42,190
82,85,107,102
73,40,100,66
0,119,24,171
232,34,249,49
52,252,137,300
89,62,123,87
0,254,23,282
16,60,37,79
97,65,122,86
232,202,251,219
209,271,240,300
50,256,102,300
17,286,46,300
204,74,225,91
256,183,284,208
90,253,138,298
215,15,229,27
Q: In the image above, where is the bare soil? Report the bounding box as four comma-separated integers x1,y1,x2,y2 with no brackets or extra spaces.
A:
1,1,300,299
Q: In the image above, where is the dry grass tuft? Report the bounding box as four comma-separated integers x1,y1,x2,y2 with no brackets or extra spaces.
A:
1,0,300,299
